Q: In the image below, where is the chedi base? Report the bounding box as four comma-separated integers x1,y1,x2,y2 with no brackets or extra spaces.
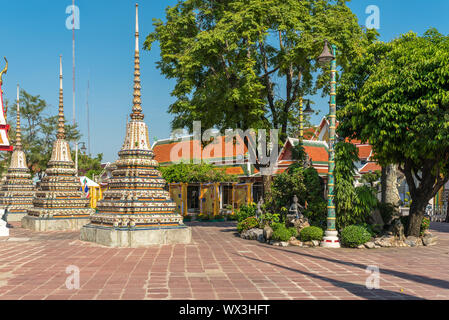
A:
80,224,192,248
21,215,91,232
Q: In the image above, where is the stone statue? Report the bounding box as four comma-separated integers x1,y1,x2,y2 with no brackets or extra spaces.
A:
256,197,264,219
289,195,305,220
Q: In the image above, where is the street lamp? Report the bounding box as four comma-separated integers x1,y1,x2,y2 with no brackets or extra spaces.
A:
317,40,340,248
299,98,314,142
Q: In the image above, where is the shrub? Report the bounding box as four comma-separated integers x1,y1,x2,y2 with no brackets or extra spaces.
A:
272,224,298,242
235,203,257,222
340,225,372,248
421,217,430,235
237,216,259,233
299,226,324,242
260,212,280,227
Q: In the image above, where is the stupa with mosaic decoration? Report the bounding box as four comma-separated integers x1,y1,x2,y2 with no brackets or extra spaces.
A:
21,56,94,231
0,85,36,222
80,4,191,247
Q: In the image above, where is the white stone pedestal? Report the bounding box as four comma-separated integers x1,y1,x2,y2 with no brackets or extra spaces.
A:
0,209,10,237
320,230,340,248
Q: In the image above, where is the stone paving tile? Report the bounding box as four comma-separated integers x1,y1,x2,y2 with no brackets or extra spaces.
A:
0,221,449,300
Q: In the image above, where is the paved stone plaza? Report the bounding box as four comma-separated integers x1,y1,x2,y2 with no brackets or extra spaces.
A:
0,221,448,300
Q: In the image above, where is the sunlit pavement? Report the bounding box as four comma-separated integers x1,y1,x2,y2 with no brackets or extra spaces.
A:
0,221,448,300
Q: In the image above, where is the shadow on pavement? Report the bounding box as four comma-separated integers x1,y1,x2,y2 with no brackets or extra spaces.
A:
262,245,449,291
236,253,424,300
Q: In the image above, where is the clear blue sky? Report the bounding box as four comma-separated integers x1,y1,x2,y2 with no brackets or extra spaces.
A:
0,0,448,162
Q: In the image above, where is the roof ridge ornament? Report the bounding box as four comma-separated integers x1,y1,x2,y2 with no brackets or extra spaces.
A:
0,57,7,86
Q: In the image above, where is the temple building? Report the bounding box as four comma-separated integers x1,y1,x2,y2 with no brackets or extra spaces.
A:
0,85,35,222
80,4,191,247
21,56,94,231
0,58,12,152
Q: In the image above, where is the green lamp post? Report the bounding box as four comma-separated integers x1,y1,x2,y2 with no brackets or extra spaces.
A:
317,40,340,248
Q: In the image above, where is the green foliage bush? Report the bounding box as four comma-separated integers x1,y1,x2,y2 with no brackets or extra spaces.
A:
260,212,280,227
237,216,259,233
270,162,327,228
160,162,238,183
235,203,257,222
340,225,372,248
334,143,379,229
271,223,298,242
299,226,324,242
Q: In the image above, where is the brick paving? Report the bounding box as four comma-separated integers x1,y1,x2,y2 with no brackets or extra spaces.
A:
0,221,448,300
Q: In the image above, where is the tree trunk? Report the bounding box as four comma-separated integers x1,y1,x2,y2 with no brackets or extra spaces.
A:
381,164,400,206
446,191,449,223
262,174,273,203
406,198,427,237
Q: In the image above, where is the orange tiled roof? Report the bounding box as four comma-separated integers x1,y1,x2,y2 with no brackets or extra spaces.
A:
357,145,373,160
153,135,248,165
359,162,381,173
225,166,244,175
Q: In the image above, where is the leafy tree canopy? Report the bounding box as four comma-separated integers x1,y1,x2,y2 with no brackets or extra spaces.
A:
1,89,99,180
145,0,377,143
337,29,449,236
160,162,238,183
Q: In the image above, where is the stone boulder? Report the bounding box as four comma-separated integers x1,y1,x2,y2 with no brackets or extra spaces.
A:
288,218,310,234
422,234,438,246
404,236,422,247
374,235,395,247
289,239,302,247
241,228,264,242
364,242,375,249
263,225,273,241
272,241,289,247
368,209,385,230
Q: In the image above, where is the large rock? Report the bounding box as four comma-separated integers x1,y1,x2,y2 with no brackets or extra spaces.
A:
241,228,264,241
289,239,302,247
288,218,310,233
422,234,438,246
404,236,422,247
374,235,395,247
364,242,375,249
263,225,273,241
368,209,385,229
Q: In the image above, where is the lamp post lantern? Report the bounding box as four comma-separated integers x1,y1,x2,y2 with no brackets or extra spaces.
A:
317,40,340,248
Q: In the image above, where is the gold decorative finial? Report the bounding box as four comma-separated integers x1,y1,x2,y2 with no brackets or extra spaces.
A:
130,3,143,120
57,55,66,139
16,84,22,150
0,57,7,85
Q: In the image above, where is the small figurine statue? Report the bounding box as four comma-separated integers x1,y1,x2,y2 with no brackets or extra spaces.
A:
256,197,264,219
289,195,305,220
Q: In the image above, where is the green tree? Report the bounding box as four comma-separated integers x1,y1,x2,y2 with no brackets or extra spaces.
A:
4,89,81,179
160,162,238,183
334,142,377,229
145,0,377,198
75,153,104,180
338,29,449,236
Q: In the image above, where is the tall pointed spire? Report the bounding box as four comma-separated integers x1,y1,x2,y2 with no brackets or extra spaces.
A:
15,84,22,150
131,3,143,120
80,3,191,247
57,55,65,139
